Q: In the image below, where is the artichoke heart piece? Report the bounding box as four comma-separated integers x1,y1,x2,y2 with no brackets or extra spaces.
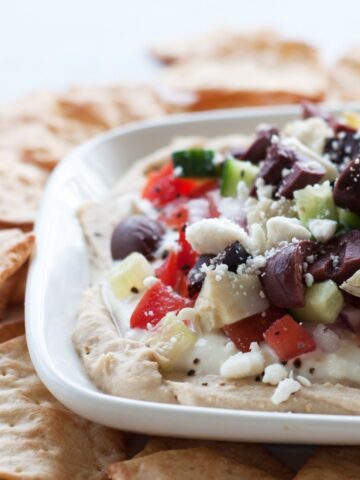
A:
340,270,360,298
194,270,269,331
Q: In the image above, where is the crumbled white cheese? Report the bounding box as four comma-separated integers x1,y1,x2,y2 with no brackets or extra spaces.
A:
262,363,288,386
255,178,274,199
220,342,265,379
297,375,312,387
308,219,337,242
143,276,158,288
173,166,183,177
304,273,314,287
266,216,311,247
237,181,250,200
282,117,333,154
271,378,302,405
185,218,250,255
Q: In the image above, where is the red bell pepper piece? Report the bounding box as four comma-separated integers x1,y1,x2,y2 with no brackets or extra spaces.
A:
142,162,207,207
263,314,316,361
155,251,178,289
130,280,192,329
158,198,189,229
177,225,197,272
223,307,285,352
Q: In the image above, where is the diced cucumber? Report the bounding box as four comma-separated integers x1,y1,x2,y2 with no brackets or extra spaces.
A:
291,280,344,324
221,159,259,197
109,252,154,300
338,207,360,229
294,181,338,225
147,314,197,368
172,149,220,177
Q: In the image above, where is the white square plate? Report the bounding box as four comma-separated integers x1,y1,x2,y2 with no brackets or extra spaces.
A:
26,104,360,444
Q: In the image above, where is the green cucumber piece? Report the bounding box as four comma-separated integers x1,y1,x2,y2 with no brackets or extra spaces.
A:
221,159,259,197
294,181,338,225
109,252,153,300
337,207,360,229
291,280,344,324
172,149,219,177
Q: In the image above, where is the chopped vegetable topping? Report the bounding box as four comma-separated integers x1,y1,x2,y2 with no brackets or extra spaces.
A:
263,315,316,361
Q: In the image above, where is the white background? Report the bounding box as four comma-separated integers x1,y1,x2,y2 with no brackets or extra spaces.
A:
0,0,359,102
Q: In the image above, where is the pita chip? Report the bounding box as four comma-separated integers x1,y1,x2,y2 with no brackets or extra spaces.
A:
136,437,291,479
0,153,47,229
294,446,360,479
107,447,282,480
0,336,125,479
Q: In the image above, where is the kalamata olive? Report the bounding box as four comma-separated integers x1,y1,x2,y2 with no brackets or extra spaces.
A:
212,241,249,273
333,158,360,214
278,161,325,199
309,230,360,284
188,254,214,298
111,215,164,260
324,132,360,165
261,241,313,308
255,143,296,189
239,127,279,163
302,101,335,124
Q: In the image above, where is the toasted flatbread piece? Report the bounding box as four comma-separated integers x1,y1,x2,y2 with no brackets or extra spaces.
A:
137,437,291,479
0,336,125,479
155,29,326,111
0,153,47,229
0,317,25,343
107,447,281,480
150,28,303,64
331,47,360,100
0,229,34,285
9,261,28,304
159,57,327,111
294,446,360,479
57,85,167,129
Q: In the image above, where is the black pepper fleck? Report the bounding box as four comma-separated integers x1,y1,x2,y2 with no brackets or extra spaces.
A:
193,358,200,365
161,250,169,260
293,358,302,369
255,375,261,382
130,286,139,294
201,382,208,387
309,367,315,374
281,361,288,366
187,369,196,376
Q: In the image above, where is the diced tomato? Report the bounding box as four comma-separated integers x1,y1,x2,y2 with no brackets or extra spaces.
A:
189,179,218,198
142,162,211,207
223,307,285,352
155,251,178,288
177,225,197,272
176,270,190,297
130,280,192,329
158,198,189,229
263,315,316,361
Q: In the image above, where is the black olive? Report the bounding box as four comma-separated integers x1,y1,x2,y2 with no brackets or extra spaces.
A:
110,215,164,260
211,241,249,273
188,254,214,298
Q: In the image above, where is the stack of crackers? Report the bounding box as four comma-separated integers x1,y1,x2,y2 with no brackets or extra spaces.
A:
0,28,360,479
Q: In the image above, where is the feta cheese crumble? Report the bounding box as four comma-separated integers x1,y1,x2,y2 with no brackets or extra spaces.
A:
262,363,288,386
308,219,337,242
271,378,302,405
266,216,311,247
220,342,264,379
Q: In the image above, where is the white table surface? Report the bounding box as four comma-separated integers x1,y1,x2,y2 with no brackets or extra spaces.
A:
1,0,359,102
